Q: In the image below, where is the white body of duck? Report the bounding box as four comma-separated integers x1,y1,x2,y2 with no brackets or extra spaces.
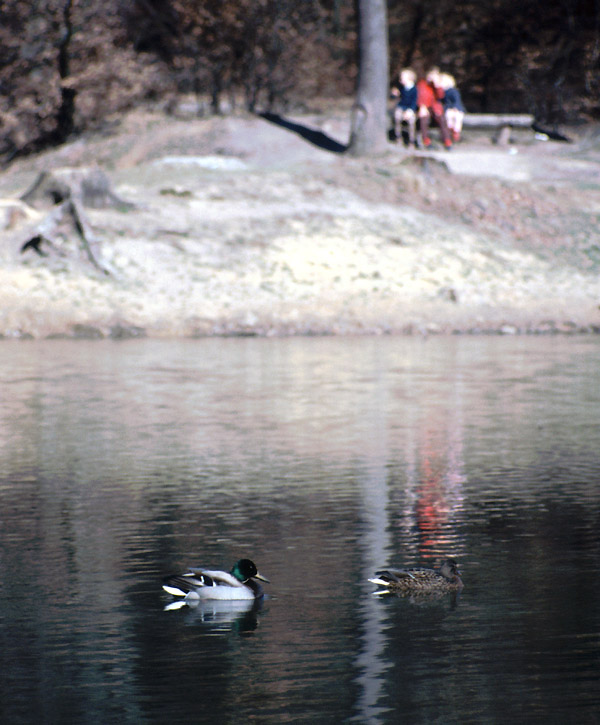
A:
162,558,269,602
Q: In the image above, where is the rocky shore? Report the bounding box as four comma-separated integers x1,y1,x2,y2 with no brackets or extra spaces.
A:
1,108,599,338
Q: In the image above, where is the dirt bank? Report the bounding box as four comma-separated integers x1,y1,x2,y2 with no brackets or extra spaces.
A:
1,108,599,338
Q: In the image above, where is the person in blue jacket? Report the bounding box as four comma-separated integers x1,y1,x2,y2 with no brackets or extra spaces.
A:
391,68,418,146
440,73,465,142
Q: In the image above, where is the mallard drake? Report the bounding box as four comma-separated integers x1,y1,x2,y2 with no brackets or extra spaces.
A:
369,558,463,593
162,558,270,601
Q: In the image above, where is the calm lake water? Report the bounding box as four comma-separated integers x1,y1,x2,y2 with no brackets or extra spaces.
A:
0,337,599,723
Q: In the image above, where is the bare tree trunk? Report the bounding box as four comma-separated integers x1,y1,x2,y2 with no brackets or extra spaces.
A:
347,0,389,156
55,0,77,143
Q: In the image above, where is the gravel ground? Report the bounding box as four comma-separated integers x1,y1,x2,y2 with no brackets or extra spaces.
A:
1,108,599,338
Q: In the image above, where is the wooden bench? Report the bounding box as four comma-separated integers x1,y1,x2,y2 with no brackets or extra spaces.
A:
462,113,534,145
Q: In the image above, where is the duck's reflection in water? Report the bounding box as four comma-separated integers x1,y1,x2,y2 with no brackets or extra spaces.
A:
164,596,264,634
372,587,462,609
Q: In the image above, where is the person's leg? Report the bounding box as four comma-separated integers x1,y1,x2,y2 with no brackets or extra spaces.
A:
419,107,431,146
454,110,464,141
445,109,457,141
435,110,452,148
404,109,416,145
393,107,403,140
445,109,455,133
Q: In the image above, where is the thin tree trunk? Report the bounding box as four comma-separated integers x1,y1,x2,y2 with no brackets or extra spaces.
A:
55,0,77,143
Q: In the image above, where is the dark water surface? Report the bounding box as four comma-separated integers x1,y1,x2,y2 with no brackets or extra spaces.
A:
0,337,598,723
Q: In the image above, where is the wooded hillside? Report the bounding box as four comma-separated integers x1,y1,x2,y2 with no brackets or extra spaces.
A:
1,0,598,162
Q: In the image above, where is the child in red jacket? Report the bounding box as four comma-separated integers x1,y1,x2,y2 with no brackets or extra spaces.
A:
417,68,452,149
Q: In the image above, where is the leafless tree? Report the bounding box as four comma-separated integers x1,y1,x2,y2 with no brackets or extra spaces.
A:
347,0,390,155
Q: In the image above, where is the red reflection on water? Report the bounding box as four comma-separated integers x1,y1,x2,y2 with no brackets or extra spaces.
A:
414,414,466,562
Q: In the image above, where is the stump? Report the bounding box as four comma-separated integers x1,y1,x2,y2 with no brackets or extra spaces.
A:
21,167,133,210
19,167,133,274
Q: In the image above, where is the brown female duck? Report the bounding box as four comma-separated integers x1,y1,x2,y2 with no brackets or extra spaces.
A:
369,558,463,593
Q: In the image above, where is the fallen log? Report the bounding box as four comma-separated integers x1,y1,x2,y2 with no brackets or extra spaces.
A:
0,198,40,230
462,114,534,128
462,113,535,146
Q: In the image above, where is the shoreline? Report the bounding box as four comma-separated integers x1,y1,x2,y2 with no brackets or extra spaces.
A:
1,110,599,340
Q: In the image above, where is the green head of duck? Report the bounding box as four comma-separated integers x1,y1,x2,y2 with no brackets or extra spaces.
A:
231,558,270,584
